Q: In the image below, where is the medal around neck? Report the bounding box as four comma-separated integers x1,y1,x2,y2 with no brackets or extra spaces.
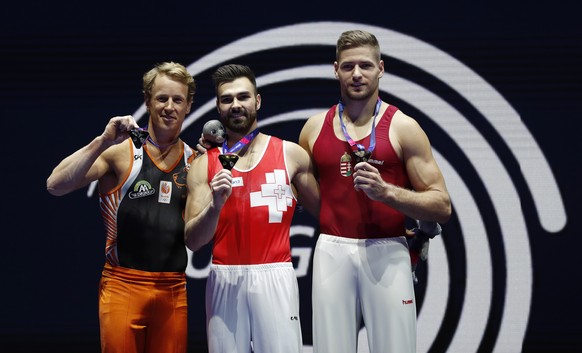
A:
218,128,259,170
218,154,239,170
339,98,381,164
353,149,372,163
129,129,149,149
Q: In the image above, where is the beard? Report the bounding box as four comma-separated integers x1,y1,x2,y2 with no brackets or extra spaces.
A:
221,109,258,134
343,79,379,102
345,87,374,102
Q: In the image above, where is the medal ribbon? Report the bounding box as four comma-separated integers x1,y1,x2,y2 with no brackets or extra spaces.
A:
134,126,178,149
338,97,382,154
221,128,259,154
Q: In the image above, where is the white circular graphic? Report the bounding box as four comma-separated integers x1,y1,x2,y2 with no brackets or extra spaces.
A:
124,21,566,352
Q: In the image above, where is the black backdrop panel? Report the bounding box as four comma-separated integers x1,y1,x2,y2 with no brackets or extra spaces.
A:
1,1,580,352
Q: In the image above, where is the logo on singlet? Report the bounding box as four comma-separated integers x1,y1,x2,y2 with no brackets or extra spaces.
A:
340,152,352,177
250,169,293,223
128,180,155,199
158,180,172,204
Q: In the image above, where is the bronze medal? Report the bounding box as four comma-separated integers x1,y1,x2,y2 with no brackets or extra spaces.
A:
218,154,239,170
353,150,372,164
129,129,149,149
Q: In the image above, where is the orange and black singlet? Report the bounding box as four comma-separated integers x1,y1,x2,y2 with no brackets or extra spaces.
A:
99,139,195,272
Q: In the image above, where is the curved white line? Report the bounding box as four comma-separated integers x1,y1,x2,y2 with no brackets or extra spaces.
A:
183,61,530,352
417,223,451,352
252,108,495,353
195,61,528,352
256,88,497,353
121,22,552,352
181,65,333,130
257,66,498,352
183,99,217,130
364,23,565,233
431,154,493,353
174,21,565,232
247,63,529,352
255,99,497,353
384,74,530,352
259,110,326,128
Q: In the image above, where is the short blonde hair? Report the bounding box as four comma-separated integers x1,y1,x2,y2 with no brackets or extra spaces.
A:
142,62,196,102
336,30,381,61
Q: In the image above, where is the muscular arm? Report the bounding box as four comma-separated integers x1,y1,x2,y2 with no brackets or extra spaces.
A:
285,141,320,219
46,115,138,196
353,112,451,223
299,112,325,154
184,155,231,252
298,112,326,177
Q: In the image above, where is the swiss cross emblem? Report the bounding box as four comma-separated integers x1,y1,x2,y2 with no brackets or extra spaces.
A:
250,169,294,223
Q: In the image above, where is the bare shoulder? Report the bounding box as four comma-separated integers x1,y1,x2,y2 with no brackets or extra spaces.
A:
392,109,421,130
96,139,133,192
302,111,326,134
299,110,327,150
283,140,311,173
98,139,129,170
284,140,309,160
390,109,435,164
188,152,209,182
391,109,428,142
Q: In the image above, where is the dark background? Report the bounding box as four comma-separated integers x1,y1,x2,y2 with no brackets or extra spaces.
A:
1,1,580,352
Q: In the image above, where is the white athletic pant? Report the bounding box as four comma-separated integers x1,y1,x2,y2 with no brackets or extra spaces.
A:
206,262,302,353
312,234,416,353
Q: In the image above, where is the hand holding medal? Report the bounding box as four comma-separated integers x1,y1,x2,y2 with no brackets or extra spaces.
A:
218,154,239,170
352,162,387,201
201,119,259,171
219,127,259,170
353,149,372,164
129,128,149,149
338,98,381,166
